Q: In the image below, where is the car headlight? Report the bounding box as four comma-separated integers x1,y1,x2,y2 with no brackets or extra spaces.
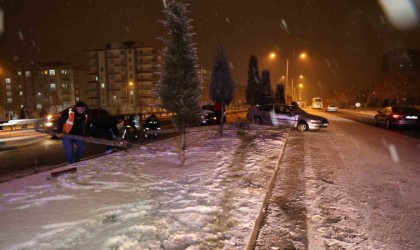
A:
47,115,52,120
310,120,322,124
46,122,53,127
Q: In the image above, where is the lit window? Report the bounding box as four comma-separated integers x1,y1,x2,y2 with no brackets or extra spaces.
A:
76,97,79,101
18,84,22,89
19,91,23,96
18,71,22,76
62,84,68,88
44,70,48,75
7,98,12,103
130,90,134,96
101,83,105,88
49,70,55,75
50,83,56,90
95,76,99,81
25,71,31,77
5,78,11,83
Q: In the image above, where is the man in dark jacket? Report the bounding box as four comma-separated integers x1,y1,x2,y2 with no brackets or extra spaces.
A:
56,101,88,164
90,114,125,154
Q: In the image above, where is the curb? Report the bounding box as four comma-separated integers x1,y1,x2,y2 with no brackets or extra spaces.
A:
245,128,291,250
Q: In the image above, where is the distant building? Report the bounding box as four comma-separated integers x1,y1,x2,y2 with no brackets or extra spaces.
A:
198,67,212,104
0,42,212,116
377,48,420,105
0,62,87,116
84,43,163,114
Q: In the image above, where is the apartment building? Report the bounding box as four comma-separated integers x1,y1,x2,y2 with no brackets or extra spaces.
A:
0,62,87,117
84,43,163,114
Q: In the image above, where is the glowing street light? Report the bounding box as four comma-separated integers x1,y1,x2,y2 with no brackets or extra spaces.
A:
126,81,134,109
269,51,308,103
298,83,304,101
269,53,276,60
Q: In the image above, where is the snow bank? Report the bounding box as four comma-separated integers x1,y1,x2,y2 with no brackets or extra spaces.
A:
0,128,287,249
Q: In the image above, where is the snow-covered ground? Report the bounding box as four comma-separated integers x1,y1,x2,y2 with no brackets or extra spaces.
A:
1,114,420,250
0,128,287,250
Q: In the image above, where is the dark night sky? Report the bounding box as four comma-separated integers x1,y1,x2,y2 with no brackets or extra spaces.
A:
1,0,420,100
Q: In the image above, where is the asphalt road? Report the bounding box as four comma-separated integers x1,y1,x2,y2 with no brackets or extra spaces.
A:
326,110,420,139
0,132,107,183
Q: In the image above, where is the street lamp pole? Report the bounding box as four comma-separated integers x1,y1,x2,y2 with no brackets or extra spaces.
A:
285,58,290,103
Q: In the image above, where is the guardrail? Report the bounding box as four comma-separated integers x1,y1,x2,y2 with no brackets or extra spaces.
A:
0,118,47,130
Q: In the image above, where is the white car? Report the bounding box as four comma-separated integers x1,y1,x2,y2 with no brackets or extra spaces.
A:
327,105,338,112
248,104,329,132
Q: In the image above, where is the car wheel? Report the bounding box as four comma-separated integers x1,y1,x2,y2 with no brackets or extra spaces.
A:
385,119,391,129
297,122,308,132
254,117,263,125
373,117,379,126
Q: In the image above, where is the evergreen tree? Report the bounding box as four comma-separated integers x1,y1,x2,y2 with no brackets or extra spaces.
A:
209,46,235,137
274,83,286,104
246,55,260,106
158,0,202,163
260,70,274,105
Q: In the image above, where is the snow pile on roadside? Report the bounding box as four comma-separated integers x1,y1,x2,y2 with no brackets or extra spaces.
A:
0,128,287,249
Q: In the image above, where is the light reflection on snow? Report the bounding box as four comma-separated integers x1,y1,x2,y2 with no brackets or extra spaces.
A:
388,144,400,162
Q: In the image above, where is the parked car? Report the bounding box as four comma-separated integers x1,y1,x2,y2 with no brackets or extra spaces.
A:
200,104,226,126
327,104,338,112
373,106,420,129
247,104,329,131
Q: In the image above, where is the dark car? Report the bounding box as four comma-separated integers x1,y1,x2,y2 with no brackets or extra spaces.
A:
374,106,420,129
247,103,329,131
200,104,226,126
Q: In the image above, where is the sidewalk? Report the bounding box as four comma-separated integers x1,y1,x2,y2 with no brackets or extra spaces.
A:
0,127,288,249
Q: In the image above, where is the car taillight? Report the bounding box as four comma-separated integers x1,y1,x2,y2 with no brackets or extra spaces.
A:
391,114,401,119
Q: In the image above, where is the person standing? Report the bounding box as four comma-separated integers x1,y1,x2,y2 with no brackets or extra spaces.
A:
56,101,89,164
19,106,30,128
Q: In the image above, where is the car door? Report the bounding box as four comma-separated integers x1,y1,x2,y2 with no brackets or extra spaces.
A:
270,105,296,128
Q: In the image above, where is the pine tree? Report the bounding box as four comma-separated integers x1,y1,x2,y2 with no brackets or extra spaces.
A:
260,70,274,105
158,0,202,163
274,83,286,104
246,55,260,106
209,46,235,137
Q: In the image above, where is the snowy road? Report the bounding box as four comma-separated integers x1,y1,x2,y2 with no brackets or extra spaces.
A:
256,110,420,249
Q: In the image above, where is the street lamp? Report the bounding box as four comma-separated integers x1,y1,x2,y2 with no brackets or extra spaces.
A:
126,81,134,110
299,83,304,101
269,52,308,104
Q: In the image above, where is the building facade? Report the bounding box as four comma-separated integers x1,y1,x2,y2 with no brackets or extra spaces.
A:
84,43,163,114
1,43,213,118
0,62,87,118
